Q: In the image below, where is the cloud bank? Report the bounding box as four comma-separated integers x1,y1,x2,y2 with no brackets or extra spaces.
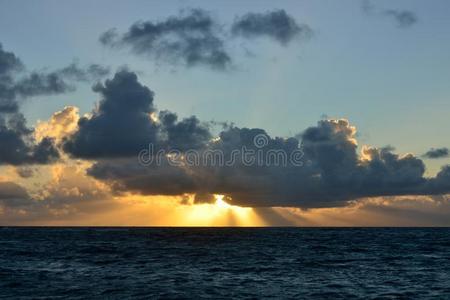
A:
60,71,450,209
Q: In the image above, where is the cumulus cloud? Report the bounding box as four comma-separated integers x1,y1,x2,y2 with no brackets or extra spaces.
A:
62,70,158,158
159,110,211,151
0,71,448,225
61,71,450,208
0,43,110,166
231,9,313,45
100,9,231,70
423,147,449,159
362,0,418,28
63,70,211,158
0,113,59,165
35,106,80,143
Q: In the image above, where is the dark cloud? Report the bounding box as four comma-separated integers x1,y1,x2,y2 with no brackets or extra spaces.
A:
87,158,199,196
63,70,211,158
59,71,450,208
58,63,110,82
362,0,418,28
0,43,110,114
193,193,216,204
0,181,31,208
0,44,23,75
63,70,158,158
82,113,450,208
13,63,110,99
423,147,449,159
100,9,313,70
428,166,450,194
159,110,211,151
231,10,312,45
13,71,75,98
0,43,24,113
0,113,59,165
0,43,109,165
100,9,231,70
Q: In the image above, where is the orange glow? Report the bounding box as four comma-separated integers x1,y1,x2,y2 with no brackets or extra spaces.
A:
182,195,266,226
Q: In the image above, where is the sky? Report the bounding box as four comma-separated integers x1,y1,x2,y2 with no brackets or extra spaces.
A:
0,0,450,226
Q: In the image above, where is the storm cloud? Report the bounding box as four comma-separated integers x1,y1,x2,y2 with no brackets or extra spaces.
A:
65,71,450,208
231,10,313,45
63,70,211,158
100,9,231,70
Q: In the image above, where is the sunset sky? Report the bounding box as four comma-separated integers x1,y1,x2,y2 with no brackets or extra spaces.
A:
1,0,450,226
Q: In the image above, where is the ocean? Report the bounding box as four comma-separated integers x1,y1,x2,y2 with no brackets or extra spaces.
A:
0,228,449,299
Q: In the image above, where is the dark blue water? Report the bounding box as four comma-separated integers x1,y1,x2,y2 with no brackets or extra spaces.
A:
1,228,449,299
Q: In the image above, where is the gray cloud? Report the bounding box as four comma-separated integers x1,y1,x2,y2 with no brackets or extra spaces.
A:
423,147,449,159
0,113,59,165
13,63,110,99
0,43,24,113
0,166,114,224
362,0,418,28
0,43,110,114
63,70,211,158
0,44,23,75
0,181,31,208
65,72,450,208
353,195,450,227
100,9,313,70
100,9,231,70
159,110,211,151
63,70,158,158
231,9,312,45
383,10,418,28
0,43,109,165
88,158,199,196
